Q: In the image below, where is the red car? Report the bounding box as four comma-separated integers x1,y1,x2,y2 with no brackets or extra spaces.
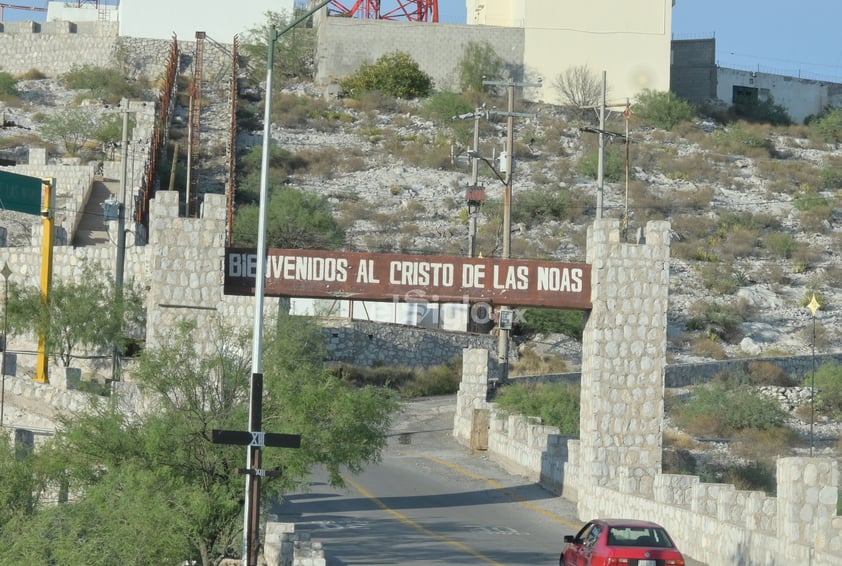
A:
561,518,686,566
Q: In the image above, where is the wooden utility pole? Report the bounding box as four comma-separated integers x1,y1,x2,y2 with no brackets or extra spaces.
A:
478,77,541,381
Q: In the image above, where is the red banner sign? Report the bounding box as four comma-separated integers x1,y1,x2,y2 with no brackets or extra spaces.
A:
224,248,592,310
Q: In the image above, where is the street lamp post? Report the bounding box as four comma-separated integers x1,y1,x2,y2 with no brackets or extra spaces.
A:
0,262,11,428
808,293,820,457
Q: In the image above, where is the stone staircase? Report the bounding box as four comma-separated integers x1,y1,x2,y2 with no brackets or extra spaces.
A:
70,176,116,246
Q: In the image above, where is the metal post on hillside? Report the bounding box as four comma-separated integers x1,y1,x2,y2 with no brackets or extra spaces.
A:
476,77,540,382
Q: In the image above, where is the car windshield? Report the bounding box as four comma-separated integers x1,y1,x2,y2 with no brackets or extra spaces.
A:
606,526,674,548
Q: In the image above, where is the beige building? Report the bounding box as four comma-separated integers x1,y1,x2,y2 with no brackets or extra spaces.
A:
466,0,674,105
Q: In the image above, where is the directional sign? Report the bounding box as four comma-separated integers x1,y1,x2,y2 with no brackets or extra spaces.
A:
236,467,283,478
212,429,301,449
0,170,42,215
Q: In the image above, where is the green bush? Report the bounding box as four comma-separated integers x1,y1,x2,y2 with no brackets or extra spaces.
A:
712,123,774,156
520,308,584,340
814,361,842,419
672,384,786,436
810,108,842,143
60,64,144,103
340,51,433,100
0,71,18,99
685,299,751,343
494,382,580,434
762,231,796,259
819,167,842,189
577,144,626,182
633,89,696,130
419,91,475,124
510,184,573,227
737,96,792,126
329,361,461,398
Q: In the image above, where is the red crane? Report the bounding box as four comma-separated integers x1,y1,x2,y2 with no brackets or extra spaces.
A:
328,0,438,22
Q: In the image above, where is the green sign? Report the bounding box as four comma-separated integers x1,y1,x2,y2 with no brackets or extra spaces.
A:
0,170,41,215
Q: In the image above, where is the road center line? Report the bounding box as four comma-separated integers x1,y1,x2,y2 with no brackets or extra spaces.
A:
412,452,581,530
344,475,506,566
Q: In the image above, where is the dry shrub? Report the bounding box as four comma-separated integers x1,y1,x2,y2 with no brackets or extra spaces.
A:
675,185,714,213
757,159,821,195
799,322,830,351
671,212,717,241
662,448,697,475
698,262,737,295
792,241,823,271
16,68,46,80
747,361,797,386
799,206,832,234
732,427,801,463
662,428,698,451
509,346,570,376
722,226,761,259
629,180,671,220
679,412,722,437
755,263,790,288
691,337,727,360
658,152,721,184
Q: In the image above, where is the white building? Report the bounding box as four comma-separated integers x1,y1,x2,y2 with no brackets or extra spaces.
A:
466,0,674,105
716,67,842,124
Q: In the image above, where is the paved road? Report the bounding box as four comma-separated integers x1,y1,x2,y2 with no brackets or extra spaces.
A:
272,395,706,565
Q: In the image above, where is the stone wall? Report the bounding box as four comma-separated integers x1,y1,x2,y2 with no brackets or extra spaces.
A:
670,38,717,104
0,21,119,76
325,318,497,369
314,16,525,92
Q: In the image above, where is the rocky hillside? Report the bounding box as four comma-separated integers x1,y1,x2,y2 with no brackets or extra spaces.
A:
2,76,841,371
258,82,842,369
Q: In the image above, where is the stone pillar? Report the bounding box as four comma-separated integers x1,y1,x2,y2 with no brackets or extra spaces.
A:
578,219,670,496
777,457,838,560
145,191,227,352
453,348,492,446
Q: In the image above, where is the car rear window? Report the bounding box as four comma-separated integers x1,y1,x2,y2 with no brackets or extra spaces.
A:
606,527,674,548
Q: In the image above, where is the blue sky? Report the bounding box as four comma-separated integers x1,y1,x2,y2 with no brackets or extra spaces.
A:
6,1,841,82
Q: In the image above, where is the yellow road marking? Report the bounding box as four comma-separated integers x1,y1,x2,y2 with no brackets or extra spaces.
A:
413,452,581,530
344,475,505,565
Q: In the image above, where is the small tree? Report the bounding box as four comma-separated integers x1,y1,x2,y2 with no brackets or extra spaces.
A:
8,264,144,367
40,108,99,156
242,9,317,81
233,186,345,249
0,316,398,565
552,64,602,110
456,40,503,95
634,89,696,130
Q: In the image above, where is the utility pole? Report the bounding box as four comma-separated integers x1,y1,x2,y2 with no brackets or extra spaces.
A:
468,105,483,258
623,99,631,239
242,3,332,564
112,101,131,382
453,105,488,261
580,73,631,229
481,77,541,381
596,70,606,220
